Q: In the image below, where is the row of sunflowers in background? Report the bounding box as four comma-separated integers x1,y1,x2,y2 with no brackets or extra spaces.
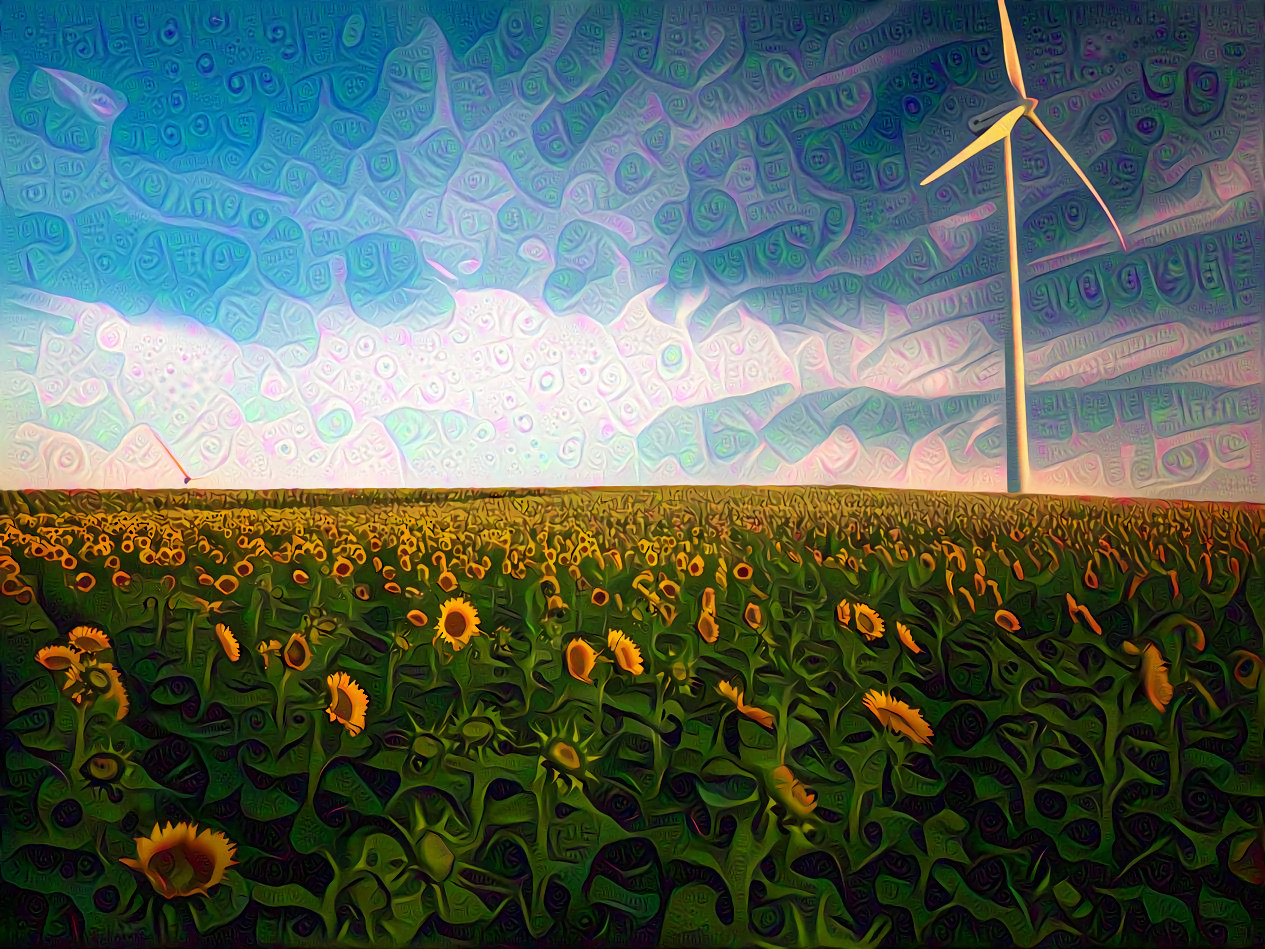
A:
2,487,1264,947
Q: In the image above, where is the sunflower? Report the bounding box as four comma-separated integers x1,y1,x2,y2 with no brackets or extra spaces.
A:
214,575,239,596
406,609,428,627
734,562,753,582
214,624,240,662
697,609,719,643
862,690,934,746
73,572,96,592
326,671,369,736
769,765,816,818
282,632,312,671
36,644,81,672
437,570,458,593
434,598,480,651
743,603,762,629
854,603,885,640
353,583,370,601
68,626,111,655
701,587,716,613
292,569,310,586
895,622,922,654
716,679,775,729
606,630,643,675
332,556,354,579
258,639,281,669
590,587,610,607
835,600,851,626
120,821,238,900
995,609,1021,633
566,639,598,684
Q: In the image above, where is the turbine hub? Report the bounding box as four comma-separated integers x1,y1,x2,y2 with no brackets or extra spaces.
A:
968,98,1036,135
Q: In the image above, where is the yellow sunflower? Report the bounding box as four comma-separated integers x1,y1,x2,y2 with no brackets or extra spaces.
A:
606,630,644,675
326,672,369,737
214,624,240,662
769,765,817,818
282,632,312,671
68,626,111,654
434,598,481,651
120,822,237,900
854,603,885,640
566,639,598,684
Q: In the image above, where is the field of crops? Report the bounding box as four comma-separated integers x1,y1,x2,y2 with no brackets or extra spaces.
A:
1,486,1264,948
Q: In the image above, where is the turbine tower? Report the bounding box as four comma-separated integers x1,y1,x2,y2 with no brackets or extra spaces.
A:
919,0,1128,494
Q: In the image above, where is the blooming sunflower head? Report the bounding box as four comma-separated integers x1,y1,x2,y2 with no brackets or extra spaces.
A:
326,672,369,737
606,630,644,675
282,632,312,671
854,603,885,640
67,626,111,655
434,598,480,652
214,624,240,662
120,821,237,900
566,638,599,684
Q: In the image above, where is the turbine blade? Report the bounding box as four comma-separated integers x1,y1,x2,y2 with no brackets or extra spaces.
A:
997,0,1027,99
1026,113,1128,250
919,105,1026,186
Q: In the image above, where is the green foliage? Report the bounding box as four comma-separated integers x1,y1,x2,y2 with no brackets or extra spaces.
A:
0,488,1263,947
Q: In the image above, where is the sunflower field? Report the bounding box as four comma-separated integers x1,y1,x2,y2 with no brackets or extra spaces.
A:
1,487,1264,948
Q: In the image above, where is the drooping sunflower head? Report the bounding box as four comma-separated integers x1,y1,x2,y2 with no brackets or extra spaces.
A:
120,821,238,900
854,603,885,640
434,598,481,651
67,626,111,655
326,671,369,737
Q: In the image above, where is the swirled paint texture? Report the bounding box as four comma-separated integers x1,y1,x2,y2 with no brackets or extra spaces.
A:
0,2,1261,498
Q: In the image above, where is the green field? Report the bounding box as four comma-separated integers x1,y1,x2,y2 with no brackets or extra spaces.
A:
2,487,1264,948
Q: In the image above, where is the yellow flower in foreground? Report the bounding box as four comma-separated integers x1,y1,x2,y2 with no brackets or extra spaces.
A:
68,626,111,654
326,671,369,736
607,630,644,675
854,603,885,640
863,690,934,746
120,821,237,899
770,765,816,818
214,624,240,662
434,598,480,651
566,639,598,684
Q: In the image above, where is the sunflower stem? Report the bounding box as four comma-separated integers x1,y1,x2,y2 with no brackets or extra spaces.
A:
72,699,87,772
185,611,197,667
201,651,217,707
276,669,290,734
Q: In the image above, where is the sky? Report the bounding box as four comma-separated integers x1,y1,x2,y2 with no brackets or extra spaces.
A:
0,1,1261,500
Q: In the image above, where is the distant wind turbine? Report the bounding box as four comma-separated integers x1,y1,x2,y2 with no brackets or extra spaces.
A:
919,0,1127,494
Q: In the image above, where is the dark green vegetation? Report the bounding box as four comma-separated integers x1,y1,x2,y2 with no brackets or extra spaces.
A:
1,487,1263,948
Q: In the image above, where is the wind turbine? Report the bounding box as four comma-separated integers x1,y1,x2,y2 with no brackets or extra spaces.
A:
919,0,1127,494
